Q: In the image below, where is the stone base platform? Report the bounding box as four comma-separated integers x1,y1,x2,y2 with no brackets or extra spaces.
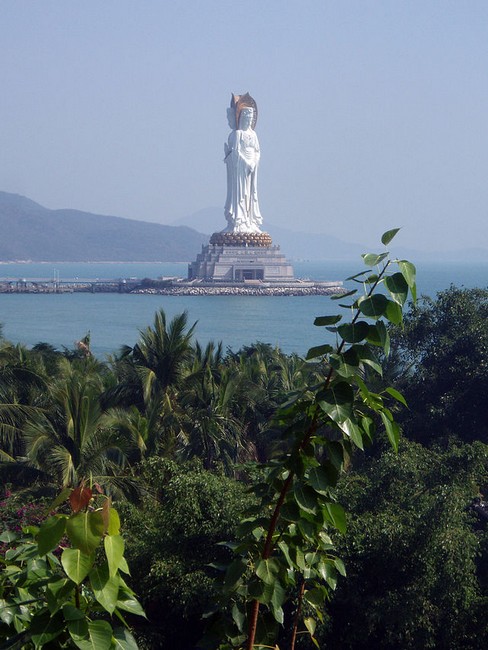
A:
188,237,294,282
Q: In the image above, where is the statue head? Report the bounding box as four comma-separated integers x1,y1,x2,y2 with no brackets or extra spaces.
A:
230,92,258,130
238,107,254,130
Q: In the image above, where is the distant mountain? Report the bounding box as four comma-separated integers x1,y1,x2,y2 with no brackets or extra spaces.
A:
0,192,208,262
3,192,486,264
173,207,488,263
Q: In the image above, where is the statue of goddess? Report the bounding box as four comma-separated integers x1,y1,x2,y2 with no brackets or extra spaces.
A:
223,93,263,233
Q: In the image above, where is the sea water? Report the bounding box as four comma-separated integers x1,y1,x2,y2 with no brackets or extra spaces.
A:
0,260,487,358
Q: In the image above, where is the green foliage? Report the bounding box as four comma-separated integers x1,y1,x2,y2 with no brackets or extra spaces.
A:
207,231,417,649
118,457,251,648
322,439,488,649
5,234,488,648
0,485,144,649
393,286,488,445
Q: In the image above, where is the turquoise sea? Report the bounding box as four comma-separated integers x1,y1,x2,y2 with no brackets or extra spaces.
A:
0,260,487,358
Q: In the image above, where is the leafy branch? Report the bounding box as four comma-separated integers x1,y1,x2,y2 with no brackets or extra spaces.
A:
207,229,417,650
0,482,145,649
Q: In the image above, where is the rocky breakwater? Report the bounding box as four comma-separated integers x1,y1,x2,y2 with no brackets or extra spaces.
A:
131,282,344,297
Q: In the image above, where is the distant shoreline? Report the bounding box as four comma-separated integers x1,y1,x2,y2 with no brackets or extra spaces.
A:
0,260,190,265
0,277,343,297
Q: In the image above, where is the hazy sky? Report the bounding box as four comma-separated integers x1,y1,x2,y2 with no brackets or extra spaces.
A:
2,1,488,252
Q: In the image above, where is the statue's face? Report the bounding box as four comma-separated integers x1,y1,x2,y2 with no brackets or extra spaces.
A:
239,108,254,130
227,107,236,129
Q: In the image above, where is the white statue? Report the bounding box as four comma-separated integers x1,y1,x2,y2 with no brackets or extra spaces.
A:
223,94,263,233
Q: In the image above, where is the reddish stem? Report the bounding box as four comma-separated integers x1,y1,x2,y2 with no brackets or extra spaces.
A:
246,261,391,650
289,579,306,650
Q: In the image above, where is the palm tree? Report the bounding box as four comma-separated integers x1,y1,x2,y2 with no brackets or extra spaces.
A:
24,357,139,493
0,341,47,461
226,344,318,461
178,357,249,473
102,309,197,458
131,309,196,402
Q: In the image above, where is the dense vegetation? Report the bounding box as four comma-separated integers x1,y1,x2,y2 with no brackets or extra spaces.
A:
1,249,487,648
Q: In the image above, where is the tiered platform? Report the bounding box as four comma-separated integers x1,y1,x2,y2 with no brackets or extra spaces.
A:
188,231,294,282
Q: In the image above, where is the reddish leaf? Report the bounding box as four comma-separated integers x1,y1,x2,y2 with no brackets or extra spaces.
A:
69,486,93,513
101,497,112,533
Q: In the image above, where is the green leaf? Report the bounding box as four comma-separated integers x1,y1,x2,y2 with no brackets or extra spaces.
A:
337,321,370,343
118,556,130,575
45,487,71,514
116,593,146,618
0,530,17,543
306,344,333,360
329,350,359,378
353,345,383,376
270,580,286,624
298,518,317,541
317,561,338,589
334,557,347,576
62,604,85,621
398,259,417,301
293,483,318,514
358,294,389,318
0,600,15,625
385,299,403,325
360,416,375,443
304,586,328,607
37,516,67,556
380,411,400,452
112,628,139,650
30,610,64,647
366,320,390,354
384,272,409,306
277,540,294,570
346,270,369,281
339,418,364,450
331,288,357,300
248,576,275,604
361,252,389,267
304,616,317,637
325,440,346,470
385,386,408,407
70,621,113,650
104,535,124,578
89,562,119,614
231,603,246,633
381,227,400,245
68,618,89,648
308,466,333,495
280,500,300,521
256,558,280,585
318,382,354,423
324,502,347,533
66,511,104,554
61,548,95,585
46,578,74,612
224,558,248,591
314,315,342,326
107,508,121,536
293,547,306,571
